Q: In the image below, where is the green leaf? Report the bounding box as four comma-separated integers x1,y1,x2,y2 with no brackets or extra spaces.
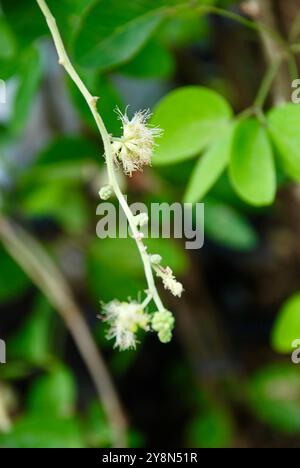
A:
1,0,47,46
21,183,90,234
73,0,174,70
204,198,258,251
268,103,300,181
21,135,100,186
84,401,111,447
0,246,30,302
35,135,99,166
151,86,232,165
229,118,276,206
9,295,53,365
120,39,175,78
27,365,77,418
0,16,17,60
184,124,234,203
10,47,43,136
0,415,85,448
248,364,300,433
1,0,92,46
272,293,300,354
186,406,233,448
160,10,210,47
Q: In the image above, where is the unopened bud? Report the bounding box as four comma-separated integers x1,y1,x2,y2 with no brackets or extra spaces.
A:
150,254,162,265
99,185,112,200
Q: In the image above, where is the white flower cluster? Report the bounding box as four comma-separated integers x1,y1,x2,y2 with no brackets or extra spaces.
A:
101,300,176,351
102,301,150,351
111,109,162,176
150,255,184,298
97,108,184,351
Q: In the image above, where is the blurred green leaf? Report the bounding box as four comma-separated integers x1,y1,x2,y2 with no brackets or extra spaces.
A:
35,135,100,166
10,47,43,136
268,103,300,181
84,400,111,447
1,0,92,46
21,135,100,187
0,362,33,381
184,124,234,203
21,184,90,234
248,364,300,433
50,0,95,42
1,0,46,45
120,39,175,78
152,86,232,165
272,293,300,354
0,415,85,448
73,0,180,70
204,198,258,251
0,15,18,79
9,295,53,365
0,246,30,302
186,406,233,448
27,365,77,418
0,16,17,60
229,118,276,206
160,11,210,47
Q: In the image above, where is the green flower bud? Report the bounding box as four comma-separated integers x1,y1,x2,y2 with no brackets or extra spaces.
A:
99,185,112,200
152,310,175,344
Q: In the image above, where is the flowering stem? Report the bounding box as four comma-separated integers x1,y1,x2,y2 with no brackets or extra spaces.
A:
35,0,165,313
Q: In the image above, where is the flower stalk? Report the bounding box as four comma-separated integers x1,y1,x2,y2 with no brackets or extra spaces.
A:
36,0,183,350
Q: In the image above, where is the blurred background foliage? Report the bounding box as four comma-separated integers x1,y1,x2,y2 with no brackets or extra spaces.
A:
1,0,300,448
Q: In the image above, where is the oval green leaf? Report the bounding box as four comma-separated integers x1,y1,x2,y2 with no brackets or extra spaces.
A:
152,86,233,165
229,118,276,206
73,0,168,70
268,103,300,181
184,124,234,203
248,364,300,433
272,293,300,353
204,198,258,251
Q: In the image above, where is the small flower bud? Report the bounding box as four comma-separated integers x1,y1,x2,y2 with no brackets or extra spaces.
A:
152,310,175,344
99,185,112,200
150,254,162,265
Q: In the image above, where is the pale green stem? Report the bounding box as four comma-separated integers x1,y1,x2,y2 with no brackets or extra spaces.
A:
254,57,283,109
36,0,164,312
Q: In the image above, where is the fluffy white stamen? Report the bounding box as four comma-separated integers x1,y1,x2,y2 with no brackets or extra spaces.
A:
111,109,162,176
101,300,150,351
